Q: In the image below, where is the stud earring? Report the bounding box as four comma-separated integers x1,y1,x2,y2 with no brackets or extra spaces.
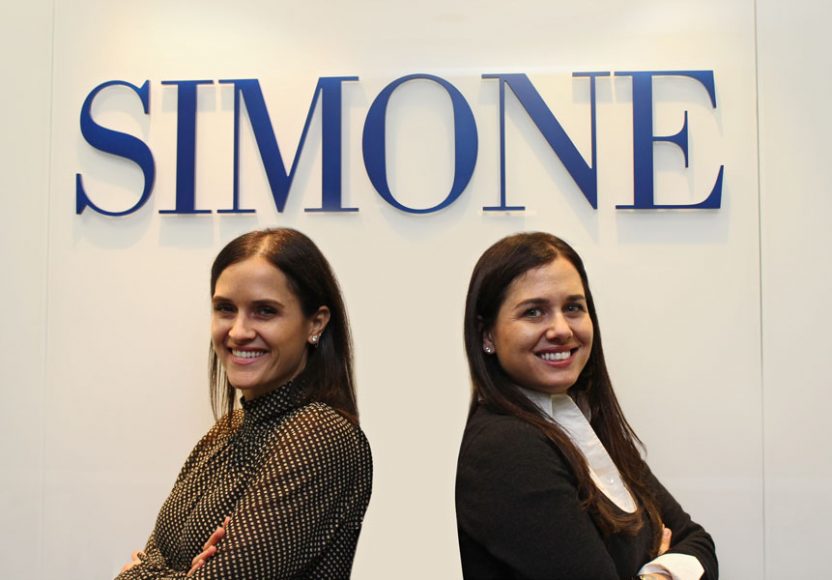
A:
310,335,319,346
483,345,494,354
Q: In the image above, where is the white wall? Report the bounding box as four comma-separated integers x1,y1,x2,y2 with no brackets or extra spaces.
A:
757,0,832,576
0,0,827,578
0,1,52,579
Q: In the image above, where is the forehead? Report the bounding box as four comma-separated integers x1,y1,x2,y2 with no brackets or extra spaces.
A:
214,256,296,300
504,258,584,303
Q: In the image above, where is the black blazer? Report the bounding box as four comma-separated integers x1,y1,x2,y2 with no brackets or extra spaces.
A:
455,404,718,580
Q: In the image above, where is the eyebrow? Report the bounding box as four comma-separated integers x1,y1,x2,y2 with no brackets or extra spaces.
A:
212,296,285,309
513,295,586,309
514,298,549,309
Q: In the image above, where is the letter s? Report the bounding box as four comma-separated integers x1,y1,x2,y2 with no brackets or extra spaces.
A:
76,80,155,216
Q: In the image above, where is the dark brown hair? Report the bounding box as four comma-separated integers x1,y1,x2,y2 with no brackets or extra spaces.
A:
464,231,661,545
209,228,358,425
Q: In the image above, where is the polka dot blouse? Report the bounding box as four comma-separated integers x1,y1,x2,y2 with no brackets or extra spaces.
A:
116,380,372,579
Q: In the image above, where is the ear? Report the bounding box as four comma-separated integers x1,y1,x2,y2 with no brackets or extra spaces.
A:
480,317,496,353
482,333,495,352
308,306,331,344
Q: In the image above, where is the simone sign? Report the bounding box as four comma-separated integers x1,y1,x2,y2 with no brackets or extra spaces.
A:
75,71,723,216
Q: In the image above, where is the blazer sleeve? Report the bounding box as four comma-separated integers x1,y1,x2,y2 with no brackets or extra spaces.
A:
116,405,371,580
648,468,719,579
456,415,621,580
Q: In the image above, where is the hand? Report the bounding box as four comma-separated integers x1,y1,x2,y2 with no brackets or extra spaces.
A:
120,550,144,573
658,524,672,556
187,516,231,577
637,526,674,578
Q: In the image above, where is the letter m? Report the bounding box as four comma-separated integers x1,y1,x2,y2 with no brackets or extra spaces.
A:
219,77,358,213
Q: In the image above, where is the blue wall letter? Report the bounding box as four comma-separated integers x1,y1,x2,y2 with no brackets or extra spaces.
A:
159,80,213,214
218,77,359,213
482,72,607,210
362,74,478,214
615,70,724,209
76,80,155,216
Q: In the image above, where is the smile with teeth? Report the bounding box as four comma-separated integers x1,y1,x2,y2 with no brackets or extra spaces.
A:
231,349,266,359
537,350,574,361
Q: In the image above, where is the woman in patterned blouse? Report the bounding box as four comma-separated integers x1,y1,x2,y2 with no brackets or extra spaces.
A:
117,228,372,579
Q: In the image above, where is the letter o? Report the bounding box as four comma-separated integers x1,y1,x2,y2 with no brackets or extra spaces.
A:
362,74,478,214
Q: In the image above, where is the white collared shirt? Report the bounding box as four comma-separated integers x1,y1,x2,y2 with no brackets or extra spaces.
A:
519,388,704,580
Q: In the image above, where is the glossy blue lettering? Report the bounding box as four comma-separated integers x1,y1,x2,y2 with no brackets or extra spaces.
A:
362,74,478,214
218,77,359,213
159,80,213,214
615,70,723,209
76,80,155,216
482,72,607,210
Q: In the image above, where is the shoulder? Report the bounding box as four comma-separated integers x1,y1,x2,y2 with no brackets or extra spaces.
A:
287,402,368,441
171,410,244,481
458,405,572,483
273,402,371,462
460,405,555,460
191,409,244,452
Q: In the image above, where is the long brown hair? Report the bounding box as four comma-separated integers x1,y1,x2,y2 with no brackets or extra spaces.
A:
464,232,661,545
209,228,358,425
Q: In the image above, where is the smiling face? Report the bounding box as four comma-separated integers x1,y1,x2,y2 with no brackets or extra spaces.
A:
211,256,329,400
484,257,593,395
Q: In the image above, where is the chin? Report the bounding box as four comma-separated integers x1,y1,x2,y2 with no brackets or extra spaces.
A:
542,378,579,393
227,375,263,392
541,385,573,395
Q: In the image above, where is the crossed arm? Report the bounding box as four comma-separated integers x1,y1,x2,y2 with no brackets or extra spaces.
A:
456,415,717,579
116,406,370,580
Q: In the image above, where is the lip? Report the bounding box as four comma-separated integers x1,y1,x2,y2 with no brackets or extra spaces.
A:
228,347,269,366
535,346,579,368
535,346,574,354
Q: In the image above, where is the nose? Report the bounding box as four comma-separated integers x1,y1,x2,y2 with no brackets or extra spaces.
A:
228,314,256,342
545,313,573,342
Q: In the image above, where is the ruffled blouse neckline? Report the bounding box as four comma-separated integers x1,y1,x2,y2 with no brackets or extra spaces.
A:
240,379,307,426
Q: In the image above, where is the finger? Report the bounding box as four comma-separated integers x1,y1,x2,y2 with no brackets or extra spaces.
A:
192,545,217,567
208,526,225,547
187,557,205,577
202,526,226,550
658,526,672,555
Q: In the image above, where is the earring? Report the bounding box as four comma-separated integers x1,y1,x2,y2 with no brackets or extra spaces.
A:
310,335,319,346
483,345,494,354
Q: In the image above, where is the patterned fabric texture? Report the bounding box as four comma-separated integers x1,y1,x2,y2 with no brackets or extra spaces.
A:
116,380,372,579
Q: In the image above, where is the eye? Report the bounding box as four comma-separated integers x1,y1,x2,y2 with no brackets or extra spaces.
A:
254,305,278,318
564,302,586,314
213,302,235,315
523,307,544,318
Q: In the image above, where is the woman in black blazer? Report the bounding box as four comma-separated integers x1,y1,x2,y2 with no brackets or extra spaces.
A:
456,232,717,580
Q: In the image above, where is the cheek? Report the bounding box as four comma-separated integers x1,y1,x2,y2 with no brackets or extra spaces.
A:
210,320,227,347
266,324,304,353
584,322,594,346
507,324,536,348
493,324,527,361
573,317,593,345
492,316,518,343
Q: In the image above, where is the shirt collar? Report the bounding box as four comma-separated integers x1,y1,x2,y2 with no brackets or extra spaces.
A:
518,386,637,513
240,379,307,426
